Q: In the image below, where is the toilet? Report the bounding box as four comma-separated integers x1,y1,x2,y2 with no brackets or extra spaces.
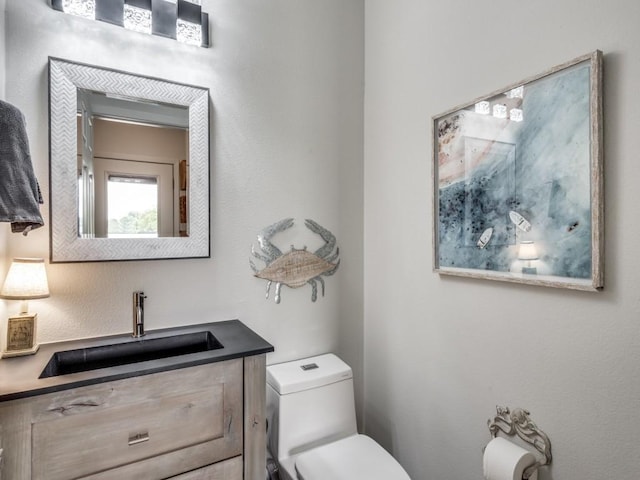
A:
266,353,411,480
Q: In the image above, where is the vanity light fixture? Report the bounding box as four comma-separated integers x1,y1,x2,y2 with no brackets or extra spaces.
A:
153,0,178,39
124,0,153,35
177,0,203,46
507,86,524,99
492,103,508,119
50,0,210,47
59,0,96,20
97,0,125,26
475,101,491,115
509,108,524,122
1,258,50,358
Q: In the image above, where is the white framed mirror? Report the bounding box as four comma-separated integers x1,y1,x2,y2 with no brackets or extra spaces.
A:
49,58,210,262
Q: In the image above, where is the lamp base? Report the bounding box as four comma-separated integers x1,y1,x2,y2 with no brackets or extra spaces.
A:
2,343,40,358
522,266,538,275
2,313,39,358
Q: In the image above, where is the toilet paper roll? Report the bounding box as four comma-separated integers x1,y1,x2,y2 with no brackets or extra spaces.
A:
483,437,538,480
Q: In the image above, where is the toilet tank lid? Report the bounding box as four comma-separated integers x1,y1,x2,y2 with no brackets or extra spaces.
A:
267,353,353,395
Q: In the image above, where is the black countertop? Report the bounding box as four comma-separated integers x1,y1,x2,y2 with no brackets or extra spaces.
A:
0,319,273,403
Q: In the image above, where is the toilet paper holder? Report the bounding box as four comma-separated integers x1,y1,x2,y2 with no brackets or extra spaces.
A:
487,406,552,479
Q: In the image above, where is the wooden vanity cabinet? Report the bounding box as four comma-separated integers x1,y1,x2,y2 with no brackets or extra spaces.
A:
0,355,267,480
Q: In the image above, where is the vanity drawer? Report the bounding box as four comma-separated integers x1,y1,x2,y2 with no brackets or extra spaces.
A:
167,456,243,480
29,360,243,480
78,447,242,480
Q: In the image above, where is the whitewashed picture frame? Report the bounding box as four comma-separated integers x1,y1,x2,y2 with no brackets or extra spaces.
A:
432,51,603,291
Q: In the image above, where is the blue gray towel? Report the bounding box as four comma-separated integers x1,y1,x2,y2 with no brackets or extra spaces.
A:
0,100,44,235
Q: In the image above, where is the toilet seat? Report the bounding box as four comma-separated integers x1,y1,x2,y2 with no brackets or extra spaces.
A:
295,434,411,480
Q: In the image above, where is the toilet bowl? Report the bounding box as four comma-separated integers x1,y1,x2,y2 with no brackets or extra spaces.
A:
266,353,411,480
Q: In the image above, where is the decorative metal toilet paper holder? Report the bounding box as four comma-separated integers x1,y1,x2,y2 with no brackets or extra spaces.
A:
487,406,552,479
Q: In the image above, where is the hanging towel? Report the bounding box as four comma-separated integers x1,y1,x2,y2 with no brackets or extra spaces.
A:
0,100,44,235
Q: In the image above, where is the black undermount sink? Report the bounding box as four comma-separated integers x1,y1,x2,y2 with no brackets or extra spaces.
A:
39,331,223,379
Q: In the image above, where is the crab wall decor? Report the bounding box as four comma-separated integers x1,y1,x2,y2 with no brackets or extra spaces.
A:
250,218,340,303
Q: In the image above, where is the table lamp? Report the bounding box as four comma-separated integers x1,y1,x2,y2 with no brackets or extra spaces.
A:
518,241,539,275
1,258,49,358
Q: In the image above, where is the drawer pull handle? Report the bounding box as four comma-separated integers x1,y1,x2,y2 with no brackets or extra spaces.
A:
128,432,149,446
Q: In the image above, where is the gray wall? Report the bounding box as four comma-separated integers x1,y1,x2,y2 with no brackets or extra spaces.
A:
3,0,364,415
364,1,640,479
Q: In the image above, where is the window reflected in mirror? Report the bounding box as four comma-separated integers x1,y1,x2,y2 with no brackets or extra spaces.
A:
76,90,189,239
107,174,158,238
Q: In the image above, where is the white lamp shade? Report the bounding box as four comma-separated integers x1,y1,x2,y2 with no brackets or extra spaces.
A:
517,241,539,261
0,258,50,300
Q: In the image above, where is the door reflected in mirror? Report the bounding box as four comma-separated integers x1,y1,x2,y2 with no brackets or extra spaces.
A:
76,91,189,239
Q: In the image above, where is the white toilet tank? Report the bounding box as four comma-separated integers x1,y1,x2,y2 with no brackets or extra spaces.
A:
266,354,358,462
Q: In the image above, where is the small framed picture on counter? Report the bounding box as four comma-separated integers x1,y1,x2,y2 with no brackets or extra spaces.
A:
3,314,39,358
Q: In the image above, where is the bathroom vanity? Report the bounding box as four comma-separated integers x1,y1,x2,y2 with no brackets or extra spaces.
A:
0,320,273,480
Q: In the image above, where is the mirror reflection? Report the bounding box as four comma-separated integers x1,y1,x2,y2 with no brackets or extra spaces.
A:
76,91,189,239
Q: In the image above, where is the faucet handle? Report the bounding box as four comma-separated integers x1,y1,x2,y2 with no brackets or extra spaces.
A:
133,291,147,305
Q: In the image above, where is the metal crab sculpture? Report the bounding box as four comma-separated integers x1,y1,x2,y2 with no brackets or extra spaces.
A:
250,218,340,303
